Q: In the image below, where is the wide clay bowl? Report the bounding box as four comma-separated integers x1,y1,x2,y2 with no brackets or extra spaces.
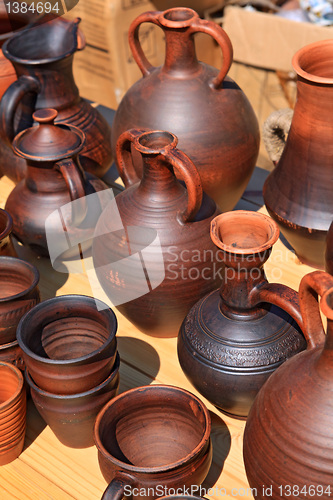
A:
26,352,120,449
17,295,118,395
0,256,40,345
0,361,26,465
94,385,212,500
0,208,16,257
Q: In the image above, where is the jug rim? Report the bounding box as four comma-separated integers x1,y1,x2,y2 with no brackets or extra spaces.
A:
293,38,333,85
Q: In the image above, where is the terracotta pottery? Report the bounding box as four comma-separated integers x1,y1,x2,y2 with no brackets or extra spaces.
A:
93,128,222,338
0,361,26,465
17,295,118,395
0,256,40,345
0,16,112,183
94,385,212,500
178,210,307,418
243,270,333,498
26,352,120,449
0,340,24,370
111,7,260,211
5,108,108,258
263,39,333,269
0,208,17,257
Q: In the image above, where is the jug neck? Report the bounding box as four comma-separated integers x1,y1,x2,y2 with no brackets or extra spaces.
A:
162,28,200,76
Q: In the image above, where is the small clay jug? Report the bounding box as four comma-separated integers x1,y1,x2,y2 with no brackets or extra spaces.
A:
178,210,306,418
0,208,17,257
5,108,108,258
94,385,212,500
0,256,40,345
263,39,333,269
111,7,259,211
0,16,112,183
243,270,333,498
93,128,222,337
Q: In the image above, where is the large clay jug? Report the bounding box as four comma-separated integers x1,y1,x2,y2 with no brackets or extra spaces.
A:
178,210,306,418
92,128,222,338
243,270,333,498
0,16,112,183
263,39,333,269
111,7,260,211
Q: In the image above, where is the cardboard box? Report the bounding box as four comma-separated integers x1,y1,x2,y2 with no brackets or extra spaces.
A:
222,5,333,72
66,0,221,109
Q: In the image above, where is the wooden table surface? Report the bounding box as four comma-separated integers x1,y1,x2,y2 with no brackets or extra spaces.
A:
0,107,317,500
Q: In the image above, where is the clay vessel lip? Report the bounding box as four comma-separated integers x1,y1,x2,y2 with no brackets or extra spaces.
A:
0,362,24,412
320,286,333,320
159,7,199,28
0,339,19,351
94,384,211,474
0,209,13,240
210,210,279,255
0,256,39,303
25,351,120,399
16,294,118,366
293,39,333,84
134,130,178,155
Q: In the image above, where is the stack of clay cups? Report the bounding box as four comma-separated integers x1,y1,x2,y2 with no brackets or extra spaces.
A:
0,255,40,369
16,294,120,448
0,361,27,465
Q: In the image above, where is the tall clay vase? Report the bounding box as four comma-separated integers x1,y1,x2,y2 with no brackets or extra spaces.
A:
263,39,333,269
93,129,222,338
111,7,260,211
178,211,306,418
243,270,333,498
0,16,112,183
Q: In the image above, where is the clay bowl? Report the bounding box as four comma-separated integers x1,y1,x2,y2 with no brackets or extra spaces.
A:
0,361,26,465
17,295,118,395
0,208,16,257
26,352,120,449
94,385,212,500
0,256,40,345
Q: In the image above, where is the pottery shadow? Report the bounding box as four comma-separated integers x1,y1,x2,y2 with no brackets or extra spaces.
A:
23,398,47,451
279,232,296,253
117,337,161,393
202,411,231,490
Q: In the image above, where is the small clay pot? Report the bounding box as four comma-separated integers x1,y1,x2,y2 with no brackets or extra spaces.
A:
26,352,120,449
0,340,24,371
0,256,40,345
94,385,212,500
0,361,26,465
0,209,17,257
17,295,118,395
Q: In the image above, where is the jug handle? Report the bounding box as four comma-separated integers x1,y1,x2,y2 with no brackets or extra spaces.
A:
116,128,203,223
101,472,134,500
55,158,87,224
0,76,40,144
262,108,293,165
128,10,233,88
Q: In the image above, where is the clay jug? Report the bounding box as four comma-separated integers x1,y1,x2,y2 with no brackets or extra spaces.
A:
111,7,260,211
5,108,108,258
0,209,16,257
263,39,333,269
243,270,333,498
92,128,222,338
0,16,112,183
178,210,306,418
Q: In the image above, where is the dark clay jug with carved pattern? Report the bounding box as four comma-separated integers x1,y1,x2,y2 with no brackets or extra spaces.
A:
111,7,259,211
178,210,306,418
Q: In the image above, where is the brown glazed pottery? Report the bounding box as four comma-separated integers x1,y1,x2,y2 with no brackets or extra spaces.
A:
0,208,17,257
26,352,120,449
243,270,333,498
94,385,212,500
263,39,333,269
93,128,222,338
0,16,112,183
5,108,108,258
0,340,24,370
178,210,307,418
111,7,259,211
0,361,26,465
0,256,40,345
16,294,118,395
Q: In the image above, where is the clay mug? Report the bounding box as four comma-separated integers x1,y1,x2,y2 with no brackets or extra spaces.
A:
17,295,118,395
0,256,40,346
94,385,212,500
26,352,120,449
0,361,26,465
0,209,17,257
